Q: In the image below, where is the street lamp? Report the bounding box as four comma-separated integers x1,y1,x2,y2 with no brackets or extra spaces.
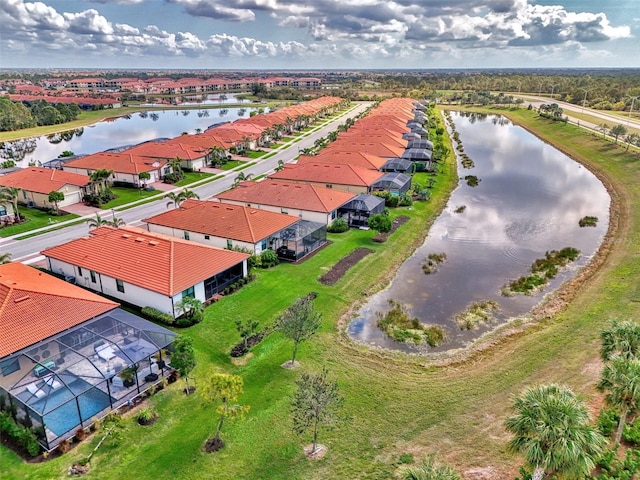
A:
626,95,640,126
550,84,559,98
580,89,590,114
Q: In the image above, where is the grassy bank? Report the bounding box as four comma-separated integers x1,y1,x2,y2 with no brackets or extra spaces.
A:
3,106,637,479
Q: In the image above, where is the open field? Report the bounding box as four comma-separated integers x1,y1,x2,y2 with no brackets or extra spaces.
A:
2,106,638,479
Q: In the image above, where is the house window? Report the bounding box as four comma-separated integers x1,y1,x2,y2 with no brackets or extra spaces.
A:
182,286,195,299
116,279,125,293
77,266,83,276
204,235,210,240
325,184,333,189
261,239,267,250
226,239,232,249
184,231,190,240
90,270,96,283
331,210,336,220
0,206,6,216
281,208,288,214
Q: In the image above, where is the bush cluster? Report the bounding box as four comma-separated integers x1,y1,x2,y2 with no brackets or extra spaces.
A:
83,189,116,207
222,274,256,296
0,411,40,457
327,218,349,233
141,306,175,326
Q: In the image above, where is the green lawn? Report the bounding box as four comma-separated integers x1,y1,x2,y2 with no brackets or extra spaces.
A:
100,187,160,209
175,171,215,187
3,107,637,479
247,151,268,159
220,160,246,170
0,207,78,238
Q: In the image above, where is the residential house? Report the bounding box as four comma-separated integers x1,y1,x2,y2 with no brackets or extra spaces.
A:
125,141,208,171
0,167,90,209
215,179,356,225
269,163,384,194
0,262,176,451
42,226,249,318
62,152,167,186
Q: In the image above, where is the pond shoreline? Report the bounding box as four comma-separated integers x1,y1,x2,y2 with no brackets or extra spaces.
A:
339,106,620,366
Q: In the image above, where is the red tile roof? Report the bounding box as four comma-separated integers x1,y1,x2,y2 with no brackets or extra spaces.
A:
0,263,118,358
216,180,355,213
324,141,405,158
298,151,387,170
64,152,166,175
0,167,90,194
126,142,206,161
269,163,383,187
42,226,249,296
144,200,299,243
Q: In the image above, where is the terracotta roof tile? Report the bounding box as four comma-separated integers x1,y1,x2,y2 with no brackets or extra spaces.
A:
126,142,206,161
144,200,299,243
0,263,118,358
64,152,166,175
0,167,90,194
297,151,387,170
216,180,355,213
41,226,249,296
270,163,383,187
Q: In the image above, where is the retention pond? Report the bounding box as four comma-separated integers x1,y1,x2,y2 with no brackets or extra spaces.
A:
348,111,610,353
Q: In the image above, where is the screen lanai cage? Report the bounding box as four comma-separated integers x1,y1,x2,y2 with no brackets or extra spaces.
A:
338,194,386,228
273,220,327,262
0,308,176,451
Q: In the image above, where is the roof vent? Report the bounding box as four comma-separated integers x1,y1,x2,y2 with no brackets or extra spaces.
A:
121,234,131,238
148,240,159,246
14,295,30,303
134,237,145,242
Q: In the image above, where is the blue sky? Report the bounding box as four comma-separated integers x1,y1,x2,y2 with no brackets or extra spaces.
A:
1,0,638,70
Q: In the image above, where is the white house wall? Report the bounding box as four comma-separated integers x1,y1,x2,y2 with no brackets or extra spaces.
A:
145,223,259,253
45,257,180,317
215,199,333,225
21,186,83,208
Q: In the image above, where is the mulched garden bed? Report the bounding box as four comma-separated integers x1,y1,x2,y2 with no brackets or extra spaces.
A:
372,216,410,243
319,248,375,285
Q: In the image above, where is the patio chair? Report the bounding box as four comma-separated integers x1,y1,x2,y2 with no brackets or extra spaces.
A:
95,343,116,361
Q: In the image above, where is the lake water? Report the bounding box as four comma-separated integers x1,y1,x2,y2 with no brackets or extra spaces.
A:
347,111,610,353
0,105,263,167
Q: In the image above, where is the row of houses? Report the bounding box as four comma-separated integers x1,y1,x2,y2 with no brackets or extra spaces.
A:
0,96,347,212
0,96,431,452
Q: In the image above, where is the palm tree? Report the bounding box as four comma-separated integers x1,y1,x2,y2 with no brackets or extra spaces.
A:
401,456,460,480
274,159,285,172
0,187,21,223
89,169,113,195
108,216,126,228
610,124,628,144
165,188,199,209
597,357,640,444
232,172,253,189
504,384,605,480
600,320,640,362
86,213,110,229
240,135,253,154
0,252,12,264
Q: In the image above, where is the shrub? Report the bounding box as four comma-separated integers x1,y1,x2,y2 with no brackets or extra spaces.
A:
260,249,279,268
0,412,40,457
624,417,640,445
141,306,174,325
368,214,392,233
327,217,349,233
398,194,413,207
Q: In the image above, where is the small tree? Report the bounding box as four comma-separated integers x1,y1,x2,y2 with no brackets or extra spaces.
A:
138,171,151,189
401,455,461,480
291,367,343,455
171,335,197,395
368,213,392,233
610,124,628,144
86,213,110,229
175,296,204,325
278,294,322,367
235,318,259,352
201,373,249,452
600,319,640,361
597,357,640,444
47,190,64,215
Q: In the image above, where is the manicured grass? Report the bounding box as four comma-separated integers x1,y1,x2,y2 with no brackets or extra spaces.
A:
4,107,637,479
175,171,215,187
220,160,246,170
0,208,78,238
100,187,159,209
247,151,268,159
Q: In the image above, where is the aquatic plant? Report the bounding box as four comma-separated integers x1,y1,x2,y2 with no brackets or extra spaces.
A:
579,216,598,227
376,300,446,346
454,300,500,330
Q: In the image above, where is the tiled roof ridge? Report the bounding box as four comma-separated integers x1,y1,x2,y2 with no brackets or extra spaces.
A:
309,184,330,211
241,206,257,242
168,238,175,295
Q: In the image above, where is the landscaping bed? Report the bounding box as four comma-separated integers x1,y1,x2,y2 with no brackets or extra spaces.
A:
319,248,374,285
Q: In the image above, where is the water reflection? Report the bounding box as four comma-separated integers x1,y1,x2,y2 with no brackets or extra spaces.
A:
3,106,262,167
348,112,610,353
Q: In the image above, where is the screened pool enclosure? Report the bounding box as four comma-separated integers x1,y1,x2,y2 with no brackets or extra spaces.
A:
273,220,327,261
0,308,175,450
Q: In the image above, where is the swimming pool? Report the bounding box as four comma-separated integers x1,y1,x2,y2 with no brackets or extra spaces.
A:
33,380,112,436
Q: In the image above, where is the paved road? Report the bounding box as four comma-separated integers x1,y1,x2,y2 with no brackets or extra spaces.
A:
520,95,640,132
2,102,373,263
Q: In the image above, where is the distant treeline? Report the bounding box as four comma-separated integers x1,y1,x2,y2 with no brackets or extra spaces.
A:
376,72,640,112
0,97,81,132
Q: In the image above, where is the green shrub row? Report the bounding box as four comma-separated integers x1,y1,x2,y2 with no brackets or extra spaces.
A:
141,306,175,325
0,411,40,457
